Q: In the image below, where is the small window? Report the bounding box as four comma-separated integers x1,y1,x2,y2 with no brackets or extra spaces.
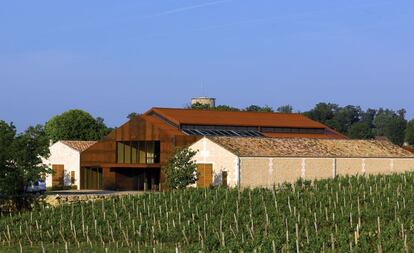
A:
222,171,228,187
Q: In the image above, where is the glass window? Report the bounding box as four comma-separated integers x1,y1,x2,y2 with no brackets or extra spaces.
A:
124,142,131,164
154,142,160,163
131,142,138,163
146,141,155,164
117,141,160,164
139,141,146,163
117,142,124,163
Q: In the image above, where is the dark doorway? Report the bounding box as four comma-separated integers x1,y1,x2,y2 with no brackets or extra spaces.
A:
115,168,160,191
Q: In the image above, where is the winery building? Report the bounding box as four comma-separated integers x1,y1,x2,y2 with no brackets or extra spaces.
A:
43,140,96,190
190,137,414,188
79,107,346,190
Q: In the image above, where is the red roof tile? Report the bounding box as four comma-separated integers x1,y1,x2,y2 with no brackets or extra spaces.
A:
60,141,97,152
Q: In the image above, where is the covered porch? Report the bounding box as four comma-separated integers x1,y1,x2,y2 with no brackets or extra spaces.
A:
81,164,161,191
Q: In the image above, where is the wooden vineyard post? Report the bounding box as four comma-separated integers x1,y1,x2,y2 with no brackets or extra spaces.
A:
295,223,300,253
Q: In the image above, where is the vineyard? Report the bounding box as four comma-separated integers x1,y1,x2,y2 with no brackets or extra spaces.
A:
1,172,414,252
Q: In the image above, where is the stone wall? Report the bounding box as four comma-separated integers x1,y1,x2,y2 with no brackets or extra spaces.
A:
191,138,239,187
240,157,414,188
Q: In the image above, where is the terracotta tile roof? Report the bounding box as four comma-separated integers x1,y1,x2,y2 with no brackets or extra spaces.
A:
208,137,414,158
147,108,327,128
60,141,97,152
263,132,345,139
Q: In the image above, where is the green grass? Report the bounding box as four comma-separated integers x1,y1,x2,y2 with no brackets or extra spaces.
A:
1,172,414,252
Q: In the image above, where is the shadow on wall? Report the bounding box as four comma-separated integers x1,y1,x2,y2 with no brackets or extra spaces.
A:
213,173,222,186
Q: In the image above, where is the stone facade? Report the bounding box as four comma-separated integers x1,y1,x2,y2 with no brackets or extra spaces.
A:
190,137,239,187
239,157,414,188
190,137,414,189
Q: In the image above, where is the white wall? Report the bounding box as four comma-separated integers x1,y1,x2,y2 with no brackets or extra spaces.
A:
190,137,239,187
42,142,81,189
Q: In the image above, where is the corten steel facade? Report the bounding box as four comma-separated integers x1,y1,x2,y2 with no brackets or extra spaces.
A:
80,108,346,191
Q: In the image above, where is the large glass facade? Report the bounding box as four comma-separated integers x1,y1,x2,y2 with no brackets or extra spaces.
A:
117,141,160,164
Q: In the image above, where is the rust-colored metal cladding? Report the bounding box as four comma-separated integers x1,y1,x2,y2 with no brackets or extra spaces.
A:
80,107,348,191
80,114,198,191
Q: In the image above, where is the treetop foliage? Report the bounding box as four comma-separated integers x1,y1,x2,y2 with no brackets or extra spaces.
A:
189,102,279,112
127,112,139,120
405,119,414,146
276,104,293,113
45,109,111,142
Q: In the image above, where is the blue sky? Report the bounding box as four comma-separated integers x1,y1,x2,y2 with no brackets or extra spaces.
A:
1,0,413,131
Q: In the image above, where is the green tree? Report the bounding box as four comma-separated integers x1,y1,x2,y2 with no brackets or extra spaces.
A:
244,105,274,112
0,123,51,210
214,105,240,111
332,105,362,134
360,109,377,127
373,108,407,145
405,119,414,146
165,148,198,190
276,105,293,113
127,112,138,120
190,102,211,110
304,103,339,124
348,122,374,139
45,109,110,142
0,121,16,177
189,103,240,111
